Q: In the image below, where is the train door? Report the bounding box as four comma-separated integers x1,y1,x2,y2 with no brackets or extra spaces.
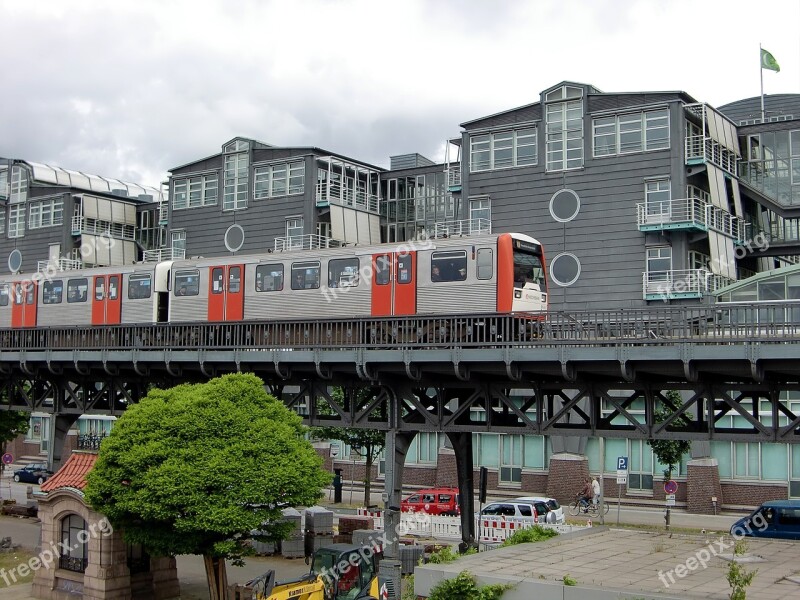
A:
91,275,122,325
371,252,416,316
207,264,244,321
11,281,37,327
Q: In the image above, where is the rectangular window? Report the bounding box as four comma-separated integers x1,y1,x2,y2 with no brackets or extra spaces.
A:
286,218,304,240
619,113,643,153
171,230,186,253
0,169,7,200
477,248,493,280
128,274,152,299
431,250,467,282
645,179,671,220
734,442,760,478
29,198,64,229
645,109,670,150
42,280,63,304
470,128,538,172
255,264,284,292
223,153,248,210
291,261,320,290
593,109,670,158
328,258,359,288
0,209,5,234
9,204,25,238
375,255,391,285
397,254,412,284
254,162,305,199
67,278,89,303
174,270,200,296
10,166,28,204
172,174,217,210
0,285,7,307
646,246,672,274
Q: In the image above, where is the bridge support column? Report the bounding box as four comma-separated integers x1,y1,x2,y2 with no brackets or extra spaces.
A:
379,427,413,600
47,413,79,470
447,432,475,549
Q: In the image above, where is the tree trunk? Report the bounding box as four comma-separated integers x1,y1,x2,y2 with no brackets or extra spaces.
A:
203,555,229,600
364,449,373,507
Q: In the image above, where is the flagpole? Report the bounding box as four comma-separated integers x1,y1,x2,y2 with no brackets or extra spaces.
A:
760,43,765,123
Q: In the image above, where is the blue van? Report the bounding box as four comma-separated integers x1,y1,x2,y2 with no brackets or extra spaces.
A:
730,500,800,540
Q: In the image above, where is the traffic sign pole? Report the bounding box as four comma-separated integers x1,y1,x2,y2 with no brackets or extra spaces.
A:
616,456,628,526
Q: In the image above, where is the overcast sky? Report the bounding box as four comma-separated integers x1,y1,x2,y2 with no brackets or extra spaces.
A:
1,0,799,189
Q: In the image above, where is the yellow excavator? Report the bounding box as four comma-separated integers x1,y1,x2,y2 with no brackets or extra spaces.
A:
250,543,382,600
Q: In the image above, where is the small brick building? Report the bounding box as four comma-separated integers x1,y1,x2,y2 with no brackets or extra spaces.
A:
32,451,180,600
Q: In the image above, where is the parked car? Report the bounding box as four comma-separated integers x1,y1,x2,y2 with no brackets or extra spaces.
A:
479,501,539,520
730,500,800,540
514,496,565,524
401,488,460,516
12,463,54,485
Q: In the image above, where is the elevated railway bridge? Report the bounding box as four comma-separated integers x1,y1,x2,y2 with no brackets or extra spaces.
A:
2,302,800,594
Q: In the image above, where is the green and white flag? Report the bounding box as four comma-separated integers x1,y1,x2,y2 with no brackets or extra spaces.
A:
761,48,780,72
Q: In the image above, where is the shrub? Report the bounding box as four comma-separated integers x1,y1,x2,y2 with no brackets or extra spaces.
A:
500,525,558,547
428,570,512,600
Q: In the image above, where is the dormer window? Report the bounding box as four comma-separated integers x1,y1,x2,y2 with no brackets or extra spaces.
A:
223,139,250,153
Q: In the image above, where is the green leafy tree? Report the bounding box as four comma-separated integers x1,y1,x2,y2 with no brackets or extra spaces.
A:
85,373,330,600
647,389,691,530
311,387,385,507
0,410,30,475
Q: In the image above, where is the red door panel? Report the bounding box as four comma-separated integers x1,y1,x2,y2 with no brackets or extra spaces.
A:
20,281,37,327
207,265,244,322
394,252,416,315
11,282,24,328
371,254,393,316
92,275,122,325
106,275,122,324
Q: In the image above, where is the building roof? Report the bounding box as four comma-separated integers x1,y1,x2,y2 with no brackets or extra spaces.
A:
40,452,98,493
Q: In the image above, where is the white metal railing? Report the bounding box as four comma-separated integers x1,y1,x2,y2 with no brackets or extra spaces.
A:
71,216,136,241
636,198,747,242
158,202,168,223
274,234,344,252
37,258,83,273
643,269,734,299
685,135,737,175
142,247,186,262
433,218,492,239
447,164,461,188
315,182,380,213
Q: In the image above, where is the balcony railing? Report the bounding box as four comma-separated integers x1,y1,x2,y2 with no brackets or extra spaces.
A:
36,258,83,273
685,135,738,175
274,234,344,252
447,165,461,189
71,216,136,241
315,183,380,213
142,247,186,262
636,198,747,242
643,269,734,300
77,433,106,451
433,219,491,239
158,202,169,224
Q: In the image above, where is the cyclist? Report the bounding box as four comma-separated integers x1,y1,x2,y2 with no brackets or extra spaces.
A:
592,476,601,506
578,477,593,513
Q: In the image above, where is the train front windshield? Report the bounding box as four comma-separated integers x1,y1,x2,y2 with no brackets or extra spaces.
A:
513,247,546,291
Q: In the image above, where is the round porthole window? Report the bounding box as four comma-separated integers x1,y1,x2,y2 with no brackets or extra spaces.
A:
549,189,580,223
550,252,581,287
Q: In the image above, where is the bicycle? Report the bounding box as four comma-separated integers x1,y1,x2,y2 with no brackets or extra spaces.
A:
568,493,610,517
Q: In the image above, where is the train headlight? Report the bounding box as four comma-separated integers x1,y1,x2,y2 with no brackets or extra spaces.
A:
514,290,522,299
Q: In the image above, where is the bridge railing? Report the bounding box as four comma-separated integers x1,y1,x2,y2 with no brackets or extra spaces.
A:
1,303,799,351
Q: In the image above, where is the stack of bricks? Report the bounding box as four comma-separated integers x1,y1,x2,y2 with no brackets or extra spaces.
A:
335,515,375,544
279,507,305,559
304,506,335,557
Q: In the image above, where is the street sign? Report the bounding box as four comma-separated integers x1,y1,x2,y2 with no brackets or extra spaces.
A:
329,443,340,458
617,456,629,470
616,474,627,484
664,480,678,495
1,453,12,465
666,494,676,506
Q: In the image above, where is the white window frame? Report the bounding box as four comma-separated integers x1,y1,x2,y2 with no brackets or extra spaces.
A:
172,174,218,210
10,165,28,204
8,204,25,238
0,208,6,235
470,128,538,172
593,109,670,158
286,217,303,239
254,161,305,199
732,442,761,479
28,198,64,229
546,99,584,172
645,179,671,220
171,230,186,252
646,246,672,274
469,197,491,223
0,168,8,200
223,153,248,211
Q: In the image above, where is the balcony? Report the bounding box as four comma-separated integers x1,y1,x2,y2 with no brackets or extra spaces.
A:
37,258,83,273
158,201,169,225
433,219,492,239
643,269,734,300
274,234,344,252
447,165,462,192
71,216,136,241
142,247,186,262
637,198,747,242
685,135,738,176
315,182,380,213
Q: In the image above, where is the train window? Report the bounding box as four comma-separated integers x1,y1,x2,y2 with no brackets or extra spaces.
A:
12,283,23,305
25,283,35,305
174,270,200,296
256,264,284,292
229,267,241,293
291,262,320,290
397,255,413,284
42,280,63,304
95,279,105,301
109,276,119,300
67,279,89,303
329,258,359,288
431,251,467,283
477,248,493,280
375,255,391,285
211,268,224,295
128,274,152,300
0,285,8,307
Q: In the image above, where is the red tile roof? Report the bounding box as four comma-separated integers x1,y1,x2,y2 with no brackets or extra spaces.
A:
40,452,98,493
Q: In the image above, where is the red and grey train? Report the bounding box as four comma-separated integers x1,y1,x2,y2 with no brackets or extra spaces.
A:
0,233,547,329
